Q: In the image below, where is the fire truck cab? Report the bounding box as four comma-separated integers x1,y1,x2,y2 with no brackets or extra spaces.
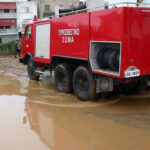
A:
20,2,150,101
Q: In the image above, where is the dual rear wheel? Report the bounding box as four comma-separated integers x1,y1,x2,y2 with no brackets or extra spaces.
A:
54,64,96,101
54,63,72,93
27,59,100,101
27,60,142,100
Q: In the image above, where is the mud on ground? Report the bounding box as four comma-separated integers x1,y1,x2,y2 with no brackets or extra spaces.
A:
1,56,150,150
0,56,27,78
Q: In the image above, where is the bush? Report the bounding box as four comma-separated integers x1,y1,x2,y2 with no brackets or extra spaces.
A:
0,41,15,56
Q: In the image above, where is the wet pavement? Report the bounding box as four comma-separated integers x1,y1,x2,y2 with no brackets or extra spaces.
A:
0,58,150,150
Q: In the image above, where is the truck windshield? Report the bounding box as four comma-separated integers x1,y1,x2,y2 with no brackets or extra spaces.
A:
25,26,31,39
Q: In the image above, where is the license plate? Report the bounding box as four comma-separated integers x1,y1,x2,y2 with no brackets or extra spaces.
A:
124,66,140,78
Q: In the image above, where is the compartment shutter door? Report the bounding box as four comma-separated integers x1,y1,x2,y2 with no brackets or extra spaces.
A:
35,23,50,59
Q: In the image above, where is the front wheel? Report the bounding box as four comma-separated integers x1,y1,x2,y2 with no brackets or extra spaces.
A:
27,58,39,80
73,66,96,101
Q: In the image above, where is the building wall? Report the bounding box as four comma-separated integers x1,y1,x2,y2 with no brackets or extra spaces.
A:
0,0,37,43
47,0,80,12
17,1,37,32
0,2,18,43
86,0,105,10
31,0,80,18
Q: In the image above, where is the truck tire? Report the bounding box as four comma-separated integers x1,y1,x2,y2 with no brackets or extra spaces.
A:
27,58,39,80
55,63,72,93
73,66,96,101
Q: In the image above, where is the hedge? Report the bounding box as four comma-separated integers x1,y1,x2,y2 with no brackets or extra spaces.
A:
0,41,15,56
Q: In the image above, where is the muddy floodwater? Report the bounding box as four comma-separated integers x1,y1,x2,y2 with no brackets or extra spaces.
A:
1,58,150,150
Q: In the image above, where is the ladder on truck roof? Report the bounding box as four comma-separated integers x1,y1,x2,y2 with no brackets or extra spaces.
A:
39,2,150,21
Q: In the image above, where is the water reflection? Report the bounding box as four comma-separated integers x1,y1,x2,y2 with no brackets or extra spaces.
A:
25,98,150,150
0,74,150,150
0,95,49,150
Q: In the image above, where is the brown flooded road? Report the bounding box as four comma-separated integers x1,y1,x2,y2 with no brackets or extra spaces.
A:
0,58,150,150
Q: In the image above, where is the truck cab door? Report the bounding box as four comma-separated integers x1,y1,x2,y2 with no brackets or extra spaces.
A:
22,25,32,55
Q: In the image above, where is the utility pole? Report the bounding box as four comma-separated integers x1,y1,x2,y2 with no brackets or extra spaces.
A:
72,0,74,12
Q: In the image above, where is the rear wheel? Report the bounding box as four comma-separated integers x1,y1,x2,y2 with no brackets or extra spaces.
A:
55,63,72,93
27,58,39,80
73,66,96,101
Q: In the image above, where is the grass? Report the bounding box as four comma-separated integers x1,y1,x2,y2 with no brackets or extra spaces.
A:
0,41,15,56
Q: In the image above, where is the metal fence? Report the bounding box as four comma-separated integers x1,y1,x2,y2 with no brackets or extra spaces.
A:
0,29,18,35
0,13,16,19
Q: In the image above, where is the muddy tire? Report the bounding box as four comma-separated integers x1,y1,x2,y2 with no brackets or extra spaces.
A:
55,63,72,93
27,58,39,80
73,66,96,101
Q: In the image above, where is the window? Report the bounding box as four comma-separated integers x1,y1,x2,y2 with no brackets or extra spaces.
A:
25,26,31,38
79,2,83,6
5,26,10,29
26,7,30,13
4,9,10,13
59,5,63,8
45,5,50,12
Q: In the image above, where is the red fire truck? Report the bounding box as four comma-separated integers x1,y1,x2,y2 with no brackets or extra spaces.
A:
20,4,150,101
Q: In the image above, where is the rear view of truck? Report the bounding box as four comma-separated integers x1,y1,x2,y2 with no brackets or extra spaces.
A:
20,3,150,101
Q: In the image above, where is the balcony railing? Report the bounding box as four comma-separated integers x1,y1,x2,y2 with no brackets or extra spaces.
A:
0,13,16,19
0,28,18,35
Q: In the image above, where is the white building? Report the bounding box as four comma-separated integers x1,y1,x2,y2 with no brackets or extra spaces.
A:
0,0,37,43
17,1,37,33
86,0,106,10
108,0,150,8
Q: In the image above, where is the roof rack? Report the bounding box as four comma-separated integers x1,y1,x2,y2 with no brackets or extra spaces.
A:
39,2,150,20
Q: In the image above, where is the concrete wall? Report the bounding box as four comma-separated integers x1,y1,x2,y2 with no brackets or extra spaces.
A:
16,1,37,32
31,0,80,18
86,0,105,10
48,0,80,13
